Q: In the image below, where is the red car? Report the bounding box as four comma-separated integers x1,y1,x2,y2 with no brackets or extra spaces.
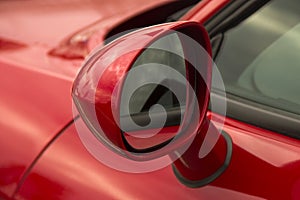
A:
1,0,300,199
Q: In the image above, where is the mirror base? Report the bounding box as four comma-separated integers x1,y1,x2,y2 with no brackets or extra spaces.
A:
172,131,232,188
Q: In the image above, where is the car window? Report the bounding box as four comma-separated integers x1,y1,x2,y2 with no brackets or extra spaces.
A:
214,0,300,116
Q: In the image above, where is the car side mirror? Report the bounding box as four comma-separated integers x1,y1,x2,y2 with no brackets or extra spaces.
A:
72,21,231,187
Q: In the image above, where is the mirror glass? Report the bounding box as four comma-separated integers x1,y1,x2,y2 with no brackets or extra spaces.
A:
120,33,187,151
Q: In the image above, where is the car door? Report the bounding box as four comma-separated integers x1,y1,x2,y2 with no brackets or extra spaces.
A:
209,0,300,198
13,0,300,199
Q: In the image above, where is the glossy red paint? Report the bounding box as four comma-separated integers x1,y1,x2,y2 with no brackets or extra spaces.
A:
0,0,166,83
2,0,300,200
47,0,169,59
0,0,167,49
72,21,212,161
14,114,300,200
0,0,173,199
0,58,74,198
210,113,300,200
173,119,229,184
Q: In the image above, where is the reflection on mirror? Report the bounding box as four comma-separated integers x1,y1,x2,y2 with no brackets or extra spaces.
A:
120,33,187,151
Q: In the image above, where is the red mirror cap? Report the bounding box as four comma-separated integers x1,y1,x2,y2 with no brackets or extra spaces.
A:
72,21,212,161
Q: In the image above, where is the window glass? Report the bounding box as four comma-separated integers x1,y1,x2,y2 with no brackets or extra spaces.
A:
214,0,300,115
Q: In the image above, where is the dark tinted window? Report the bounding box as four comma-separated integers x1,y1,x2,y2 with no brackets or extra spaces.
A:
214,0,300,115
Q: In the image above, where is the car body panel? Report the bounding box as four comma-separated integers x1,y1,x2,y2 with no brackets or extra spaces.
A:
2,0,300,199
0,0,168,81
0,0,169,198
0,0,169,48
14,114,300,200
0,58,74,198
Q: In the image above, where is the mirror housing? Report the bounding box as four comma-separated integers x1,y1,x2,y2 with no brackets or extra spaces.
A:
72,21,231,187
